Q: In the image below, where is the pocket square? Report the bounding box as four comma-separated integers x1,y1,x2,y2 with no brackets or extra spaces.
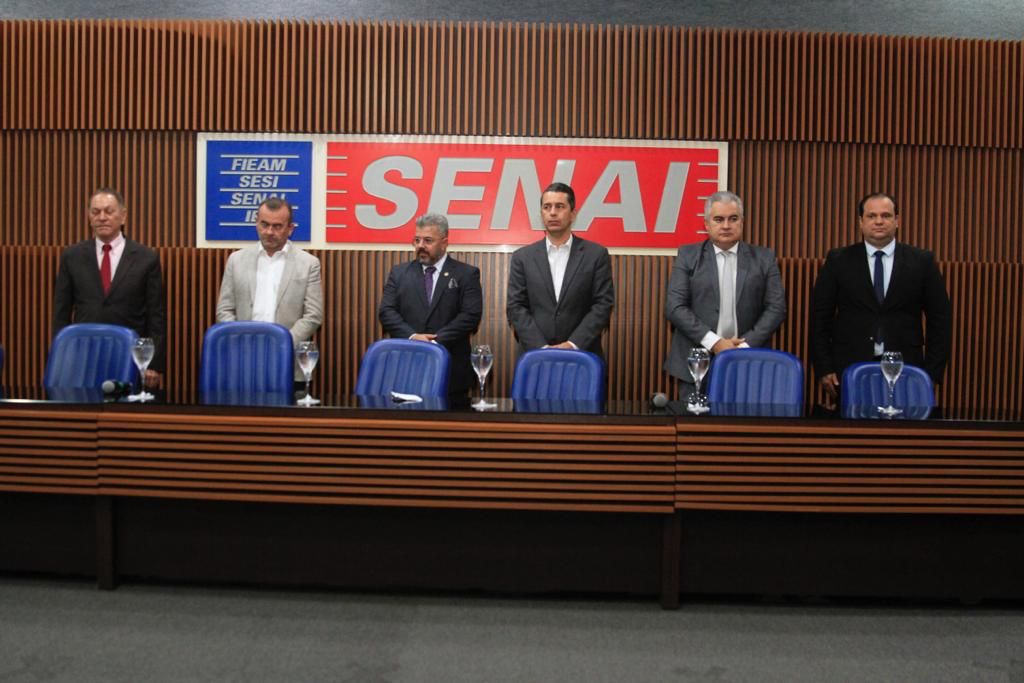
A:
447,277,458,289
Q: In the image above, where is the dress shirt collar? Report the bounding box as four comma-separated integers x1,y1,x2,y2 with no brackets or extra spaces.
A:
546,234,573,254
259,241,291,260
95,232,125,252
712,242,739,257
866,239,896,257
422,253,448,274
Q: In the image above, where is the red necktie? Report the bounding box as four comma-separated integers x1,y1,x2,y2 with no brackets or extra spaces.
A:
100,244,112,295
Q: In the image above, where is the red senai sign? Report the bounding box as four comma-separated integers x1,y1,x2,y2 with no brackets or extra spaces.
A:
325,136,727,251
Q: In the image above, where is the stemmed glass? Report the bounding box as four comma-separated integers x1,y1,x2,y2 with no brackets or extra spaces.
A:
295,340,321,406
687,347,711,414
878,350,904,417
128,337,155,402
470,344,495,410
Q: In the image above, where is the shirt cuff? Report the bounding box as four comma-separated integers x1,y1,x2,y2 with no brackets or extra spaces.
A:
700,331,720,351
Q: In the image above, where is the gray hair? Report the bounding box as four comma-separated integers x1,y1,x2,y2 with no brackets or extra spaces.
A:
415,213,449,238
704,191,744,218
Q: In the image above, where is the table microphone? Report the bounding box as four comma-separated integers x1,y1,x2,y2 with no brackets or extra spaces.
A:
102,379,132,398
650,392,669,409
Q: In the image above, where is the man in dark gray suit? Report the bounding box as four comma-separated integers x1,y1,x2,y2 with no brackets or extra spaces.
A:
506,182,615,358
378,213,483,397
53,188,167,389
664,190,786,386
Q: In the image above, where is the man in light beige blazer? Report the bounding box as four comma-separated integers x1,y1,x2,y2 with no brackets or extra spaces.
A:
215,197,323,378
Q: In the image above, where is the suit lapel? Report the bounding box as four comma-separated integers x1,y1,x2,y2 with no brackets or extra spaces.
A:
275,248,297,312
532,240,558,305
701,241,721,301
734,242,750,303
426,261,451,318
245,247,260,310
557,237,585,306
854,243,883,309
107,239,136,298
884,243,907,308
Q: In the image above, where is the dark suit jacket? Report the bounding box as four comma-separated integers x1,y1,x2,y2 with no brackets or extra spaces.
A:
506,236,615,358
811,242,952,383
664,240,787,382
378,256,483,395
53,238,167,372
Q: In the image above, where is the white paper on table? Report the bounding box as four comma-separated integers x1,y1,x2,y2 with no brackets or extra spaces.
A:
390,391,423,403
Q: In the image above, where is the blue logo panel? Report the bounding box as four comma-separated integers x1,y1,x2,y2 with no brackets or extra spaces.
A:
204,140,313,241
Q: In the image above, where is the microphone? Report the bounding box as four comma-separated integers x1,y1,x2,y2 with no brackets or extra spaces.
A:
102,379,133,397
650,392,669,409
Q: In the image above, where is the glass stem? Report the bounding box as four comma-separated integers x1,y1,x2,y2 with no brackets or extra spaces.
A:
479,377,485,401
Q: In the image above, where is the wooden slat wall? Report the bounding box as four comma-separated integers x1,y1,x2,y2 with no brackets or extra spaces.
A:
1,20,1021,416
3,21,1021,145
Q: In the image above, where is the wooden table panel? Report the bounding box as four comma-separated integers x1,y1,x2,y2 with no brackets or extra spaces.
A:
99,412,678,513
0,410,98,494
677,421,1024,513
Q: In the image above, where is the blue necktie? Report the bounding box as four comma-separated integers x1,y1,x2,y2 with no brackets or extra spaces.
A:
424,265,436,305
873,251,885,304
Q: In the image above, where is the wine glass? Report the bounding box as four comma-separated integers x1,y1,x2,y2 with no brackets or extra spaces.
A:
128,337,155,402
295,340,321,406
878,350,904,417
687,347,711,414
470,344,495,410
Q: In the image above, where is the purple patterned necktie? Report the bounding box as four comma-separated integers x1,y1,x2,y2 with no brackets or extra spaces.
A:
424,265,436,304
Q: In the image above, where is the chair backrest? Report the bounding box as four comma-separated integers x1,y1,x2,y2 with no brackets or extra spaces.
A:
355,339,450,398
43,323,138,389
199,322,294,395
707,348,804,406
510,349,606,401
841,362,935,415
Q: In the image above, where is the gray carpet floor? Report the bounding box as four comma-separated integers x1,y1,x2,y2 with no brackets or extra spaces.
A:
1,577,1022,682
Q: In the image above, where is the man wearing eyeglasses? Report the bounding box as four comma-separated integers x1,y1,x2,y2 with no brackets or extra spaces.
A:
810,192,952,406
378,213,483,398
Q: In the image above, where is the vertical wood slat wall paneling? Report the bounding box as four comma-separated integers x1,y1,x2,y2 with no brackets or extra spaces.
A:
1,19,1022,415
1,245,1022,416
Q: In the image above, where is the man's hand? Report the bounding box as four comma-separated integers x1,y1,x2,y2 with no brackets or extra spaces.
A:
711,337,746,354
543,341,576,350
410,333,437,343
819,372,840,407
143,370,164,390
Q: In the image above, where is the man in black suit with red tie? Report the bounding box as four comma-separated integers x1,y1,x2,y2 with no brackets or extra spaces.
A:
378,213,483,398
811,192,952,405
52,188,167,389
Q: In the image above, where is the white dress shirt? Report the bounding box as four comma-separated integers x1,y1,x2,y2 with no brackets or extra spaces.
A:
546,234,573,303
252,242,290,323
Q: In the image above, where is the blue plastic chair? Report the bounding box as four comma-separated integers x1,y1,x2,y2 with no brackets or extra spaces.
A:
840,361,935,419
199,322,295,397
44,323,138,390
510,349,605,401
355,339,451,398
707,349,804,408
